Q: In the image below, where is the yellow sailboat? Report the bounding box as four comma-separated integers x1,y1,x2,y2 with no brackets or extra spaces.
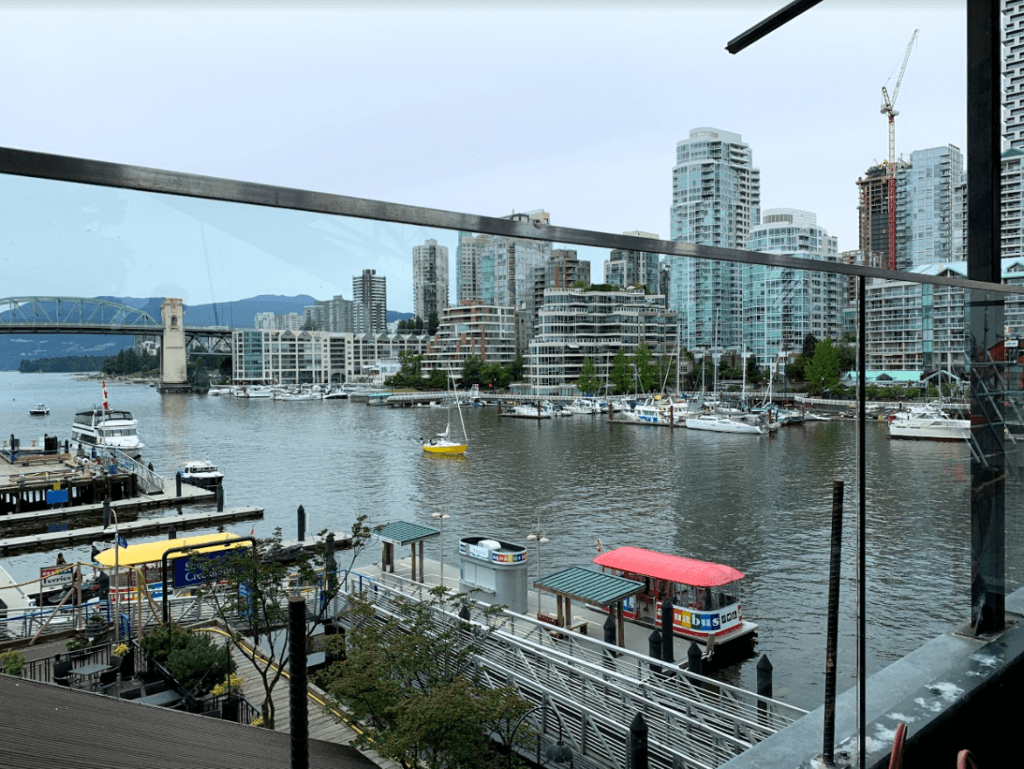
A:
423,372,468,454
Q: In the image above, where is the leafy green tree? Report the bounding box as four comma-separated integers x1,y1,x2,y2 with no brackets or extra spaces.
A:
576,357,601,395
745,355,761,386
633,342,659,392
508,355,525,383
610,348,633,394
460,357,483,387
804,337,841,395
321,587,534,769
428,311,439,336
165,632,234,697
426,368,447,390
387,351,424,389
802,333,819,361
836,342,856,375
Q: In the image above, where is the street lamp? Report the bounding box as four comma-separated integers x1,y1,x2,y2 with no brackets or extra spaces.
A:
526,520,549,618
503,703,574,768
431,511,450,589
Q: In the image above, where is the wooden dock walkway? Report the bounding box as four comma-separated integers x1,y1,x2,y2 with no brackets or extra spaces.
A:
224,637,401,769
0,506,264,555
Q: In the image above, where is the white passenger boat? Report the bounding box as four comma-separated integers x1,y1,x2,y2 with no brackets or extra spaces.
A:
512,403,553,418
565,398,600,415
180,459,224,490
594,546,758,659
70,408,145,458
886,406,971,441
29,403,49,415
685,414,764,435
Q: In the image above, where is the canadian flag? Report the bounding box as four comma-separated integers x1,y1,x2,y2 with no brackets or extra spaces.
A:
102,380,109,410
596,538,602,553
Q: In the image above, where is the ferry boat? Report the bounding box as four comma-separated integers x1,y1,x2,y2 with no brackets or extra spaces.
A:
180,459,224,490
70,408,144,459
593,546,757,658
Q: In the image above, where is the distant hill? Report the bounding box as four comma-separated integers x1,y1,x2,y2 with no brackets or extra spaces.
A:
1,295,416,370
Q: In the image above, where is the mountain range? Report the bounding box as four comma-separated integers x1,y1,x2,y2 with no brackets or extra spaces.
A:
0,295,414,370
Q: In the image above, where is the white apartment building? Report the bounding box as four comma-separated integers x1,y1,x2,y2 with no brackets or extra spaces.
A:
421,301,517,376
667,127,760,351
412,238,449,322
527,289,678,396
254,311,303,331
232,328,429,384
743,209,843,368
353,269,387,334
1005,0,1024,148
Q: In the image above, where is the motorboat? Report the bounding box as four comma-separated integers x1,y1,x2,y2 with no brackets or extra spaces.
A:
29,403,49,415
685,414,764,435
70,408,145,458
887,406,971,441
594,546,758,660
180,459,224,490
234,385,274,398
511,403,553,419
565,398,600,415
273,390,323,401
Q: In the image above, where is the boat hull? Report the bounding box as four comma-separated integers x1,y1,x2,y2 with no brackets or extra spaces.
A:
423,443,467,454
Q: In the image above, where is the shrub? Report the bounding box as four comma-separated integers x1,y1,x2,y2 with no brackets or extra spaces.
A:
1,649,27,675
139,622,191,666
165,633,234,697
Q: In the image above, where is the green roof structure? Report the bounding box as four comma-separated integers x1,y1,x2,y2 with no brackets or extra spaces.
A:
536,566,645,607
376,520,439,546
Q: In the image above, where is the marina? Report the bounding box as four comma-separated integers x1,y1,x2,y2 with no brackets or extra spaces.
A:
2,371,1023,716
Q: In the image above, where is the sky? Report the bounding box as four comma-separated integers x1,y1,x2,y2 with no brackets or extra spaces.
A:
0,1,969,313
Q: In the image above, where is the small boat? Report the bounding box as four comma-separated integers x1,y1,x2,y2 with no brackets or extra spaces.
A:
29,403,49,415
424,372,468,454
685,414,764,435
234,385,274,399
180,459,224,490
594,546,757,659
511,403,553,419
273,390,323,401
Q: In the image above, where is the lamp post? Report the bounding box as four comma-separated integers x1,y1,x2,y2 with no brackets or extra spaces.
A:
109,507,120,644
503,703,574,769
431,511,450,589
526,520,549,618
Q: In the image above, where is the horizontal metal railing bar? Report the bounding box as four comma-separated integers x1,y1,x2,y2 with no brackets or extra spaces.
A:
2,146,1021,296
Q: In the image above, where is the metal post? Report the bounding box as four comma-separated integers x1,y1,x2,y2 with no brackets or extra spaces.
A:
823,480,844,763
757,654,773,725
967,0,1006,636
432,512,450,588
628,712,649,769
175,471,181,497
857,274,867,769
297,505,306,542
288,595,308,769
687,641,702,677
648,628,662,676
527,521,548,617
661,596,675,665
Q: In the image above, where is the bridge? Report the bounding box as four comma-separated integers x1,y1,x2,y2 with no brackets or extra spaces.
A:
0,296,233,388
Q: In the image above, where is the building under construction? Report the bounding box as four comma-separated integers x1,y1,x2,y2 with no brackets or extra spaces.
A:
856,163,900,259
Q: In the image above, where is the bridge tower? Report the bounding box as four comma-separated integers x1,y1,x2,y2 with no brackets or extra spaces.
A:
159,298,190,393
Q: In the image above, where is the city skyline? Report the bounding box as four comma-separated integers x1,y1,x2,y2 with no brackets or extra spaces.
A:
2,2,967,310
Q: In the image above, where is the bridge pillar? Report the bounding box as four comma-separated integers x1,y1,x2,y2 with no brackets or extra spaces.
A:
159,298,190,393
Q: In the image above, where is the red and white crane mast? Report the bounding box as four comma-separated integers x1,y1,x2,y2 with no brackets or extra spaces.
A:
881,29,919,271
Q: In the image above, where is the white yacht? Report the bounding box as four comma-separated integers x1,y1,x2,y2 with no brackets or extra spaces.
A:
180,459,224,489
685,414,765,435
70,408,145,458
887,406,971,441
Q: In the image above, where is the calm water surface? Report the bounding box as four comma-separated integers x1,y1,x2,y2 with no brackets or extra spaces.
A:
4,372,1023,711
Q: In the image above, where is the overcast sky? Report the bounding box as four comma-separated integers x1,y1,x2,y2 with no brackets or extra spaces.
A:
1,1,968,312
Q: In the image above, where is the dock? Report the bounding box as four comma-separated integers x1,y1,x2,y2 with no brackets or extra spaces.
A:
0,507,264,556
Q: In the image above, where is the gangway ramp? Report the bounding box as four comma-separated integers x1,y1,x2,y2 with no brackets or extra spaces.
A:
343,574,805,769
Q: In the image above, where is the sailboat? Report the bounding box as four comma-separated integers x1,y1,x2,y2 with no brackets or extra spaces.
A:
423,371,469,454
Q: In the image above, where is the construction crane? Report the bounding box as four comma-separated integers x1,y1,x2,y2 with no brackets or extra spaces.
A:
880,29,919,271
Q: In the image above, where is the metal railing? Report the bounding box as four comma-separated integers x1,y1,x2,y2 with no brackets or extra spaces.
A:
343,571,805,769
93,445,166,493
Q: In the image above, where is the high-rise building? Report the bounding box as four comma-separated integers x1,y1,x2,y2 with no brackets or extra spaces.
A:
303,295,355,332
412,238,449,323
667,127,760,351
895,145,963,268
1003,149,1024,259
605,231,661,292
456,210,552,353
352,269,387,334
856,163,903,262
1005,1,1024,148
742,209,842,368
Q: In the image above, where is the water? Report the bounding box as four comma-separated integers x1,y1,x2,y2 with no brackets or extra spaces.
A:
3,371,1023,711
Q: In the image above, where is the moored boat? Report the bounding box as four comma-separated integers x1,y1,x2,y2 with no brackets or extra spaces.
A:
70,407,145,458
423,372,468,454
594,546,757,659
29,403,49,415
886,406,971,441
685,414,764,435
180,459,224,490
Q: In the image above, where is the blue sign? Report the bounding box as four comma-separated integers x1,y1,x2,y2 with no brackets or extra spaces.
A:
239,581,255,620
46,489,68,505
172,549,230,588
117,535,128,549
120,612,131,639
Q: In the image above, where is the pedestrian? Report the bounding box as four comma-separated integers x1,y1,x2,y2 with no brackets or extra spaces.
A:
56,552,66,565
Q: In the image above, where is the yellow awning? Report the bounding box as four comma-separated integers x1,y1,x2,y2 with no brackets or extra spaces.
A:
95,532,251,568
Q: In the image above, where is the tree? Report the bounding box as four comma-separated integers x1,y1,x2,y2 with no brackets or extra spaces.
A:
633,342,659,393
610,348,632,394
460,357,483,387
576,357,601,395
801,333,819,361
428,311,439,336
804,337,841,395
189,521,373,728
745,355,761,386
321,587,534,768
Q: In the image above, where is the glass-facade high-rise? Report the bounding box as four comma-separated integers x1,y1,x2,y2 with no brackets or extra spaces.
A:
743,209,842,369
895,145,963,269
667,127,760,352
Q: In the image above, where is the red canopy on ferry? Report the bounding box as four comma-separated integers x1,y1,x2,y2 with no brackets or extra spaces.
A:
593,546,745,587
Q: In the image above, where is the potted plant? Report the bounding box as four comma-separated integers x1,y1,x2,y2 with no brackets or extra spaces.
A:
112,642,133,679
211,672,245,722
1,649,27,676
65,634,89,653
